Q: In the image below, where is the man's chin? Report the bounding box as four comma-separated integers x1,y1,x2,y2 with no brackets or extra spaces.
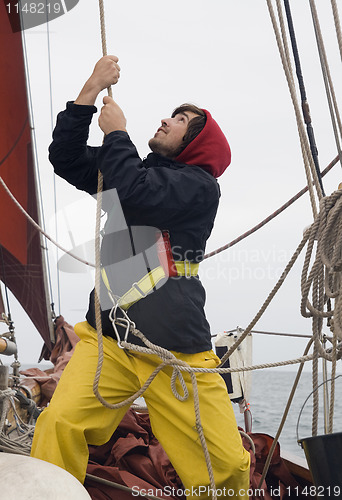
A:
148,138,178,160
148,137,163,155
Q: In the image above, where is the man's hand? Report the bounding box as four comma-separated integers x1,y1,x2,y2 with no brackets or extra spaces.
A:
75,56,121,106
99,96,127,135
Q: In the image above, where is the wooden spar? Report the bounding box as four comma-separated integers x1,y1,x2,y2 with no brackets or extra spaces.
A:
0,337,17,356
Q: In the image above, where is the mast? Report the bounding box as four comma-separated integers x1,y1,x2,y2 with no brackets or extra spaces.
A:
0,1,55,352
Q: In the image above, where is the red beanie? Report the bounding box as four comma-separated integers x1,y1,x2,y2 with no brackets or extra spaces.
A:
175,109,231,178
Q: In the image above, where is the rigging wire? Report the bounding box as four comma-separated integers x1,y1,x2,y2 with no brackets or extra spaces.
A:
21,17,57,319
45,0,61,317
0,119,28,169
283,0,325,196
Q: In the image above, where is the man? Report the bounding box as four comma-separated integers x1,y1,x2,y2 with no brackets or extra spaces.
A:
31,55,250,498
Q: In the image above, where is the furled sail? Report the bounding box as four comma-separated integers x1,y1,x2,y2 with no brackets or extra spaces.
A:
0,2,54,350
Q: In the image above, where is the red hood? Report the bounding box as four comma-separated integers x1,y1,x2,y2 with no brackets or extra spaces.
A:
175,109,231,178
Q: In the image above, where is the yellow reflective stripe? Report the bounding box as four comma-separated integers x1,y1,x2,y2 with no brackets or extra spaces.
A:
174,261,199,276
101,268,111,291
101,261,199,311
119,266,166,309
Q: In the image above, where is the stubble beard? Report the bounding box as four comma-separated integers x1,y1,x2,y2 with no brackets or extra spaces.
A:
148,137,181,160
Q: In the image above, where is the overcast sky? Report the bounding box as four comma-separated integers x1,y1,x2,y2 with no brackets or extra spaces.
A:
2,0,342,381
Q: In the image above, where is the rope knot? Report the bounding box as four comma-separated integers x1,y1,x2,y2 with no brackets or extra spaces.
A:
170,366,189,402
0,389,13,400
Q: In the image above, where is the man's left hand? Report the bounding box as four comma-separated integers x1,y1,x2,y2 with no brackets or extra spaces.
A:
99,96,127,135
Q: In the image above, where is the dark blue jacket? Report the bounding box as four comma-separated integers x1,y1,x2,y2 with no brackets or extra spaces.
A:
49,102,221,353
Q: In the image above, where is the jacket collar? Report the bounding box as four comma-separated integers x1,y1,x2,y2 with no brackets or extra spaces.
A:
144,152,179,169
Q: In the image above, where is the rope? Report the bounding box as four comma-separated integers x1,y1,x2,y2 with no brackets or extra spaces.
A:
0,389,35,456
310,0,342,168
266,0,323,218
328,329,337,433
331,0,342,63
296,374,342,441
92,0,113,411
257,338,314,489
283,0,325,195
300,188,342,435
17,0,337,490
239,430,256,455
218,227,310,367
311,347,319,436
0,151,338,270
86,473,165,500
0,175,95,268
88,187,342,486
301,190,342,349
204,154,338,260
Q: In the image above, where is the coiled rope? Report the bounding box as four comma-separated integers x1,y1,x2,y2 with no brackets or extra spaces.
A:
266,0,342,446
0,389,35,456
300,188,342,434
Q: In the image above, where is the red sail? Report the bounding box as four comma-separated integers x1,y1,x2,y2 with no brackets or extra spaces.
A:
0,286,5,318
0,3,54,350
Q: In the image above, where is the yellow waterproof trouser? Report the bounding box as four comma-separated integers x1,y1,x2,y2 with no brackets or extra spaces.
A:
31,322,250,499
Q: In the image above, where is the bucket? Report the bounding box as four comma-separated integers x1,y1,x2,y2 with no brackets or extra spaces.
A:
298,432,342,491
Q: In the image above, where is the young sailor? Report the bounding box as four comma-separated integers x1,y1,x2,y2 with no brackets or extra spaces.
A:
31,55,250,499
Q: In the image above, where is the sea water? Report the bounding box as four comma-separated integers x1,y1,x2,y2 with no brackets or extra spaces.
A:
232,369,342,458
20,364,342,459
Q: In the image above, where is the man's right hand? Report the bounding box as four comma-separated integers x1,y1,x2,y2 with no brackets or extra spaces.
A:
74,56,121,106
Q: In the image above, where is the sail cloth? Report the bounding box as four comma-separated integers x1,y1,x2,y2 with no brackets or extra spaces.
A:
0,2,53,350
0,285,5,318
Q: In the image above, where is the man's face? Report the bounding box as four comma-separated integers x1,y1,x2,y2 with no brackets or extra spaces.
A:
148,111,198,159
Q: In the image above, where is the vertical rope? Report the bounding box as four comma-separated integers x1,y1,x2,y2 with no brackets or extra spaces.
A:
310,0,342,168
267,0,322,219
257,338,314,489
98,0,113,98
93,0,111,402
330,0,342,63
328,329,337,433
311,346,319,436
190,372,217,500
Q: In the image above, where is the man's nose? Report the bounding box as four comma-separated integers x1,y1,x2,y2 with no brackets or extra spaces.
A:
161,118,171,127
